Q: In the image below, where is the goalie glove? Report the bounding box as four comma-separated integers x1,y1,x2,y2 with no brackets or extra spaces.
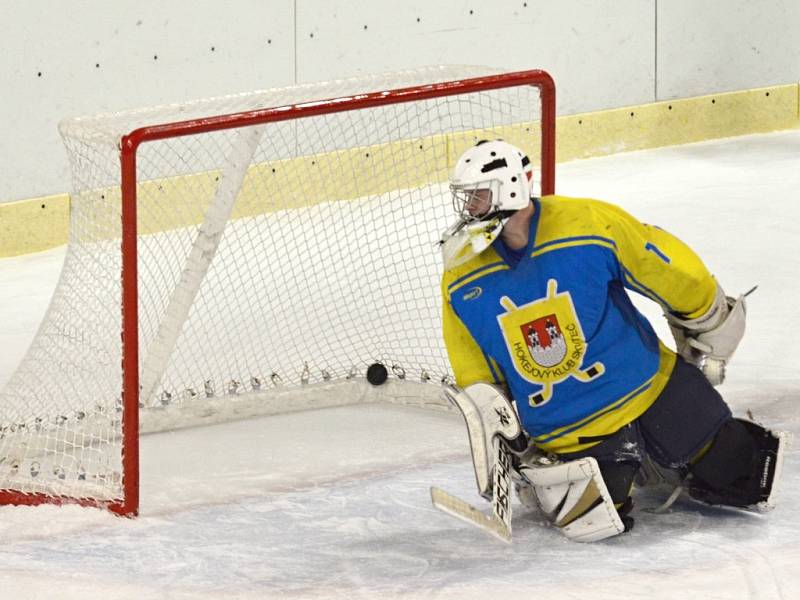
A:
665,283,748,385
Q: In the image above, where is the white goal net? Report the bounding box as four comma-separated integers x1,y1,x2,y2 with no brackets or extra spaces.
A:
0,66,554,514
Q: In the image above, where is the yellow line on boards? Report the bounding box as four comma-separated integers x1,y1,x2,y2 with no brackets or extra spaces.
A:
1,83,797,259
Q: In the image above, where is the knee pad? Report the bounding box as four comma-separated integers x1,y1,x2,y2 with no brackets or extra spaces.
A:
688,418,785,510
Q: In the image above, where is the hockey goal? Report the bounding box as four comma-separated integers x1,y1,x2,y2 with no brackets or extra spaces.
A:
0,67,555,516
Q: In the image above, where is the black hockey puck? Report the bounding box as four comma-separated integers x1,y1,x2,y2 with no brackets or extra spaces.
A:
366,363,388,386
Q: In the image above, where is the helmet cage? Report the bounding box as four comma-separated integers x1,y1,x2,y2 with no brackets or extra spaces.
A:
450,179,502,223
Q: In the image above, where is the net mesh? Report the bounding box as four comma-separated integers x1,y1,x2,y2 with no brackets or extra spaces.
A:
0,66,545,507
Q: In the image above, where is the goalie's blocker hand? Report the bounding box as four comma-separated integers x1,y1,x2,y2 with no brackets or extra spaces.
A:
440,382,527,498
440,383,626,542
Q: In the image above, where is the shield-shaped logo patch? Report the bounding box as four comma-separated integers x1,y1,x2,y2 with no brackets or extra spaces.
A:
497,279,604,407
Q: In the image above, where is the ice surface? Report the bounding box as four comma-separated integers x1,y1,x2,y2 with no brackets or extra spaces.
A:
1,130,799,599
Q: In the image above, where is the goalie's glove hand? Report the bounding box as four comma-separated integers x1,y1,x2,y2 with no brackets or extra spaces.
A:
666,283,748,385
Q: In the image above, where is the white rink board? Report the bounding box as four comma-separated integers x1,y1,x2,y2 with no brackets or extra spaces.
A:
4,1,800,202
0,0,296,202
658,0,800,99
295,0,655,114
0,130,799,599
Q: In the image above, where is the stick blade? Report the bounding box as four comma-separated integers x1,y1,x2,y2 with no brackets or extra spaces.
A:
430,486,512,543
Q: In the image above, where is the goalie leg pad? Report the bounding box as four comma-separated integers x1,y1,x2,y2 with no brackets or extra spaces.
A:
688,418,786,511
519,457,625,543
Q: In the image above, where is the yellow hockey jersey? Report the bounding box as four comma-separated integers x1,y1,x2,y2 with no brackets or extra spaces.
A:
442,195,718,454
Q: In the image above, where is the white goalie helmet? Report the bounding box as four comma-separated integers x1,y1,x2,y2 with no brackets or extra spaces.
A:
441,140,534,269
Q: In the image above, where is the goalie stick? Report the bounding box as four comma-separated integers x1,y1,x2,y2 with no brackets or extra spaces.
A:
431,436,515,543
430,383,523,543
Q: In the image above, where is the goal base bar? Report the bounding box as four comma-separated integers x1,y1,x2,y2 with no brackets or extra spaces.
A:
0,490,132,516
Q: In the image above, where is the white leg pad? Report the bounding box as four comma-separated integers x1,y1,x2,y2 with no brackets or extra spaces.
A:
519,457,625,543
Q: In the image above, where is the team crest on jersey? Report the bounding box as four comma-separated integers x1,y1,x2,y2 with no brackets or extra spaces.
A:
497,279,604,407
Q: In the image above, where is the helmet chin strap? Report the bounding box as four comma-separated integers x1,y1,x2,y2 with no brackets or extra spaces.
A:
482,209,517,223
